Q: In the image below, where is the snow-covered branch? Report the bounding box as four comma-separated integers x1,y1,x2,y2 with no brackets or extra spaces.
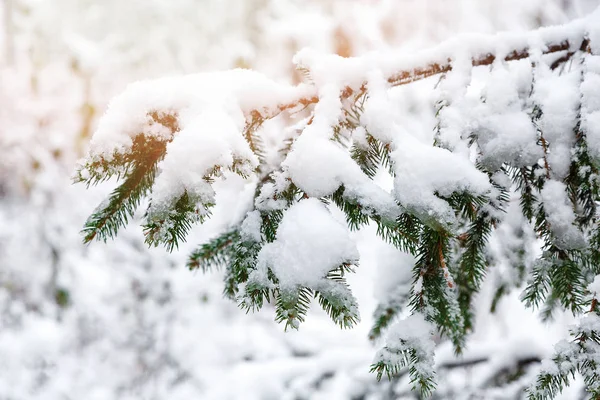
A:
76,7,600,399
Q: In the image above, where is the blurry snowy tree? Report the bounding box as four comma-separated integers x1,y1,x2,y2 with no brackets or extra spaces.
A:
3,0,600,399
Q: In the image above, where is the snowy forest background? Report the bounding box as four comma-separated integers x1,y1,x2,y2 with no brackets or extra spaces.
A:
1,0,599,399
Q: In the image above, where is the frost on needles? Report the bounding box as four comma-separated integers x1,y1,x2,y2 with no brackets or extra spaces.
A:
76,9,600,399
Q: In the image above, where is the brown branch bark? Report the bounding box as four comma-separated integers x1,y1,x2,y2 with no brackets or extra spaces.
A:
268,37,591,120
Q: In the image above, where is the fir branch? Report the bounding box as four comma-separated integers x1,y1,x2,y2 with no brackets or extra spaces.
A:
261,210,283,243
455,212,493,331
452,180,506,331
369,294,408,341
187,230,240,272
528,306,600,400
371,338,437,397
275,287,313,330
566,102,599,228
330,186,370,230
549,252,587,314
245,111,267,165
226,239,263,300
350,132,393,179
490,284,507,314
509,165,541,222
315,288,359,329
523,251,587,315
410,227,465,353
522,258,552,309
81,134,168,244
143,190,213,252
315,265,361,329
375,213,422,254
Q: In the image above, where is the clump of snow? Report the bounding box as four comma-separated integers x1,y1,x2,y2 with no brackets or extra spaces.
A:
471,63,542,171
385,313,435,345
149,106,257,211
88,69,315,160
240,210,263,243
533,66,580,180
283,86,400,221
374,313,436,383
539,180,586,249
578,312,600,335
360,76,491,228
391,133,491,229
582,55,600,162
284,135,347,197
254,171,292,212
252,198,359,290
433,60,473,157
589,275,600,295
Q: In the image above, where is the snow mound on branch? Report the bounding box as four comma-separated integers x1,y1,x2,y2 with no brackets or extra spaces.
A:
391,133,491,228
150,106,257,209
283,87,400,221
533,67,580,180
588,275,600,295
385,314,435,347
374,313,436,382
87,69,314,159
540,180,586,250
471,63,542,170
359,81,491,228
254,198,358,290
582,55,600,161
293,10,595,94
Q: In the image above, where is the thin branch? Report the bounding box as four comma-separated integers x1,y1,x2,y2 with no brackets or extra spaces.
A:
265,37,591,121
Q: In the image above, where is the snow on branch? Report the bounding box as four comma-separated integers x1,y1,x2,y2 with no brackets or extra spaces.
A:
77,8,600,399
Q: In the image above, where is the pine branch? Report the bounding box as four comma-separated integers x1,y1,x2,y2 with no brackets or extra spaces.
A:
275,287,313,330
144,190,214,252
528,305,600,400
330,186,370,230
227,239,263,300
452,178,507,331
265,35,590,121
371,331,437,397
187,230,240,271
410,227,465,353
315,265,361,329
350,132,393,179
75,13,600,399
81,134,168,243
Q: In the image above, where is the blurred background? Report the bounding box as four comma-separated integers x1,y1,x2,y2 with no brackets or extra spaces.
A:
0,1,598,399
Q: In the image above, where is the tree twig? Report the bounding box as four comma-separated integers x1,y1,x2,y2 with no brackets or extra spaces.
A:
264,37,591,121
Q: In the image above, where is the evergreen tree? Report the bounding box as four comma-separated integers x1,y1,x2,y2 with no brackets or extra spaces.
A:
77,9,600,399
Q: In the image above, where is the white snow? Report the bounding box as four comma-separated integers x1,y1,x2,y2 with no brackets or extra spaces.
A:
150,105,257,210
582,55,600,161
540,180,586,249
391,133,491,228
385,313,435,345
252,198,359,290
589,275,600,295
534,66,580,180
240,210,263,243
5,2,600,399
87,69,315,160
374,313,436,383
282,85,400,221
